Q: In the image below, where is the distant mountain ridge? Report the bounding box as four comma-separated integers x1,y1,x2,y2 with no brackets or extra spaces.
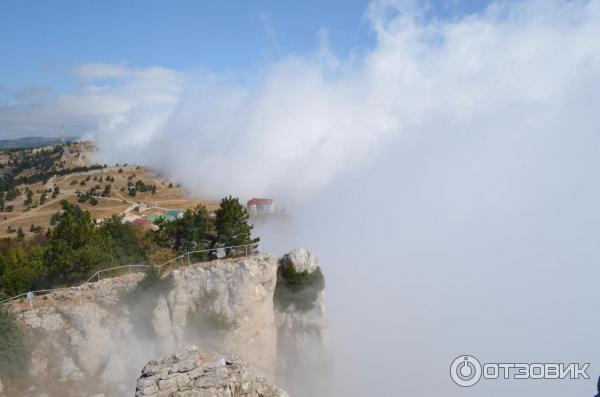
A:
0,136,78,150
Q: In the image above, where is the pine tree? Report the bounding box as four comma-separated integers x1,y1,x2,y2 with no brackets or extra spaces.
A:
173,205,214,254
24,189,33,206
214,196,259,256
43,201,112,286
100,214,146,265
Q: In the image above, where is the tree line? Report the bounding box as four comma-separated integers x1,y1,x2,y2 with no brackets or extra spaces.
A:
0,196,259,299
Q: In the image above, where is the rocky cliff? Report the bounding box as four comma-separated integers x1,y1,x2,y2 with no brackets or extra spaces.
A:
3,254,278,397
0,249,328,397
135,345,288,397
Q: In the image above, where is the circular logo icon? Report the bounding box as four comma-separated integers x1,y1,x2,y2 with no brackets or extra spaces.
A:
450,355,482,387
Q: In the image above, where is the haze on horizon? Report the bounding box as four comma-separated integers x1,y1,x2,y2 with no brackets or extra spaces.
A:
2,0,600,395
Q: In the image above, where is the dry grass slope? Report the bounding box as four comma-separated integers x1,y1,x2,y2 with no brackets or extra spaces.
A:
0,141,217,238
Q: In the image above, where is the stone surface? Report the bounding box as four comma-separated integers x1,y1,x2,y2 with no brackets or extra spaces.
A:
41,308,64,331
135,346,288,397
4,250,326,397
277,248,319,273
23,310,42,328
8,254,279,396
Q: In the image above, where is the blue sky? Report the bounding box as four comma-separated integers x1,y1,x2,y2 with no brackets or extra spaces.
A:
0,0,489,92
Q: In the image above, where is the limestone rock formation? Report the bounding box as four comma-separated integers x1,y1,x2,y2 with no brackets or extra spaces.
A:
275,248,329,397
277,248,320,274
135,345,288,397
4,249,328,397
7,254,278,396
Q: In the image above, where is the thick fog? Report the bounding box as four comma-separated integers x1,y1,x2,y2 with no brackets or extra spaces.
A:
256,119,600,395
79,1,600,395
4,0,600,395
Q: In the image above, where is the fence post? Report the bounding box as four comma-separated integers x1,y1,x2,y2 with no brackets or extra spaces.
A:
187,252,191,267
128,265,131,274
245,244,248,257
98,272,100,282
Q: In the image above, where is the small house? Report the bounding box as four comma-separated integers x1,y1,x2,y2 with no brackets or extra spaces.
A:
247,198,276,217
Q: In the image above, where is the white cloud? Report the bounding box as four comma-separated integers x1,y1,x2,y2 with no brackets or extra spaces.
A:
1,0,599,205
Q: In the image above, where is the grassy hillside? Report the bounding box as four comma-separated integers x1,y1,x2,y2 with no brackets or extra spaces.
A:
0,141,216,238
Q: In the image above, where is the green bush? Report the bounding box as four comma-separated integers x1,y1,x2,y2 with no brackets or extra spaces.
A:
0,308,30,378
133,266,173,295
274,263,325,312
0,239,45,297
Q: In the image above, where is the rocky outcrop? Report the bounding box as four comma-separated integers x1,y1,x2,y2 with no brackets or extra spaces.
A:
135,345,288,397
7,254,278,397
278,249,320,274
4,249,328,397
275,249,329,397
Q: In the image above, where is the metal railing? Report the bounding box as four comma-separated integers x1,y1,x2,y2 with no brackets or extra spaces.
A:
0,243,259,306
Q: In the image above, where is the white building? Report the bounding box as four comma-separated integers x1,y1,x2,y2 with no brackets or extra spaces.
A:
247,198,276,217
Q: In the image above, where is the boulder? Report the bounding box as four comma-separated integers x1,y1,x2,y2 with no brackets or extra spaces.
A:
135,345,288,397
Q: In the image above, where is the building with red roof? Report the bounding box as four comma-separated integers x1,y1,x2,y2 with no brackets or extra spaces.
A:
247,198,276,216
